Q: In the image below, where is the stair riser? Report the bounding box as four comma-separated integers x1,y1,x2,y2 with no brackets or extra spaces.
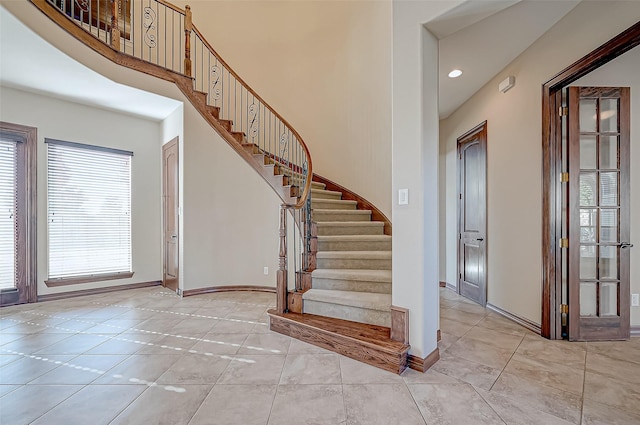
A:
303,300,391,327
316,258,392,270
313,212,371,222
311,191,342,200
317,240,392,251
311,278,391,294
311,183,326,190
315,225,384,236
312,201,356,210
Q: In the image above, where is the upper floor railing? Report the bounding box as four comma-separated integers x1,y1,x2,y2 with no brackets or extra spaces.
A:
47,0,312,209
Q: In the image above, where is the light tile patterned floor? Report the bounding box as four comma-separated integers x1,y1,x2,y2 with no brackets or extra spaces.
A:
0,287,639,424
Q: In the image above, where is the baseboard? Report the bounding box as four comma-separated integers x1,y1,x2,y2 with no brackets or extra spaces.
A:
182,285,275,297
439,281,446,288
37,280,161,302
486,303,542,335
445,283,457,292
408,347,440,373
631,326,640,337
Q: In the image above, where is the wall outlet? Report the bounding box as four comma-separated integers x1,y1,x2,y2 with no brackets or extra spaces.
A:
263,267,269,275
632,293,640,307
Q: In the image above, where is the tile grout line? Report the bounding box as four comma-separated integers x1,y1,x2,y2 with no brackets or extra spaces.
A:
486,325,526,392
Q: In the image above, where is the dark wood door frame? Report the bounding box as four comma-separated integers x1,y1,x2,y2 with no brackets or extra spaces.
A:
457,121,488,306
0,122,37,306
541,22,640,339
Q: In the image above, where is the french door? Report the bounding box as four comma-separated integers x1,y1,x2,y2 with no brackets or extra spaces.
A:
0,122,37,306
567,87,631,341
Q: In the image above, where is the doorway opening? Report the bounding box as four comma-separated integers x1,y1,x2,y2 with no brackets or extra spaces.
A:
0,122,37,306
457,121,487,306
541,22,640,340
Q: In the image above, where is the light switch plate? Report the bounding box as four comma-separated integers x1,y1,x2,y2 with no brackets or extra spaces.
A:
398,189,409,205
263,267,269,275
632,293,640,307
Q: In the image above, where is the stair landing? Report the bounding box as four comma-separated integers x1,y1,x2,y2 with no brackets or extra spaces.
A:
267,309,409,374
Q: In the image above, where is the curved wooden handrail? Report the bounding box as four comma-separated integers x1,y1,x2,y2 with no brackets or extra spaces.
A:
191,25,312,208
29,0,312,209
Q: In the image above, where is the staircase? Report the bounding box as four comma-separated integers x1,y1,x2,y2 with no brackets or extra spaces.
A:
305,184,392,327
29,0,409,374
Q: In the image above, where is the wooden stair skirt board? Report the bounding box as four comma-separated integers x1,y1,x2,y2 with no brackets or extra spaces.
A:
268,310,409,374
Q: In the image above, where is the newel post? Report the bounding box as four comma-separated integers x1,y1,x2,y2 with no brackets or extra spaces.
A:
276,205,288,313
110,0,121,50
184,5,192,77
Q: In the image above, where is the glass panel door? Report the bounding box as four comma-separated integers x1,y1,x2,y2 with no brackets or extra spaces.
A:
568,86,631,341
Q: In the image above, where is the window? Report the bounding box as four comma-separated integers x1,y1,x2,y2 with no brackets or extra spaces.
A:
46,139,133,285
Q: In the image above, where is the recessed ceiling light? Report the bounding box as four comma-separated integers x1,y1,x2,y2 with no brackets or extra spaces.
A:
448,69,463,78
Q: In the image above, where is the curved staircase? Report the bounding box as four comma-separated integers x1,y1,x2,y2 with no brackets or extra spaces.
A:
27,0,410,374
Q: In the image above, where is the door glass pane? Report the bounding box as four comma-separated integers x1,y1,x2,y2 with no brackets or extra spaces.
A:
580,245,596,279
600,98,618,132
580,172,597,206
599,136,618,169
600,282,618,317
579,98,597,132
599,246,617,279
580,136,597,169
580,282,597,316
600,209,618,243
580,209,597,243
600,172,618,207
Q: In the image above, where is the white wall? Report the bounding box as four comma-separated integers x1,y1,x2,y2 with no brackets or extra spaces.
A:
439,1,640,326
3,1,283,293
172,0,393,217
571,45,640,327
0,86,162,296
392,0,463,359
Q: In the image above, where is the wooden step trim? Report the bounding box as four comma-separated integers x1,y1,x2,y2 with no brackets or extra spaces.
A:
313,173,392,235
268,310,409,374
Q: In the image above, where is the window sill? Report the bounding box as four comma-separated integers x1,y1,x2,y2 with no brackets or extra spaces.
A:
45,272,134,287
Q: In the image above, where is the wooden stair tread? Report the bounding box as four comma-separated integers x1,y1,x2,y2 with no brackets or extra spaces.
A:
268,310,408,355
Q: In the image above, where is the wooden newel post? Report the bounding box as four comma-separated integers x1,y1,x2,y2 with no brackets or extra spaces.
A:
110,0,121,50
276,205,288,313
184,5,192,77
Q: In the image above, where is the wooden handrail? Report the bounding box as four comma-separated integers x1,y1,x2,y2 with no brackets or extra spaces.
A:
191,25,313,208
156,0,186,15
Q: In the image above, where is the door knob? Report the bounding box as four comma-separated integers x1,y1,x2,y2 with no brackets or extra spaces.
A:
476,238,484,242
619,242,634,249
171,235,177,239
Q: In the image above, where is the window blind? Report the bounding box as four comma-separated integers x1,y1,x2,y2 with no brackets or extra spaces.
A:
47,139,133,280
0,139,17,290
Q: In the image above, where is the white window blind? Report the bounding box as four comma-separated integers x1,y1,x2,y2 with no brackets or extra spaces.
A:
0,139,17,290
47,139,133,280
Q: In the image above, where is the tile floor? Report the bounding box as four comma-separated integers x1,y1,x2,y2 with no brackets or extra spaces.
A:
0,286,639,424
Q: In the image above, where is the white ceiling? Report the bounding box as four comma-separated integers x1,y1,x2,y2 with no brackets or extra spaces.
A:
0,1,581,122
0,6,181,122
429,0,581,119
